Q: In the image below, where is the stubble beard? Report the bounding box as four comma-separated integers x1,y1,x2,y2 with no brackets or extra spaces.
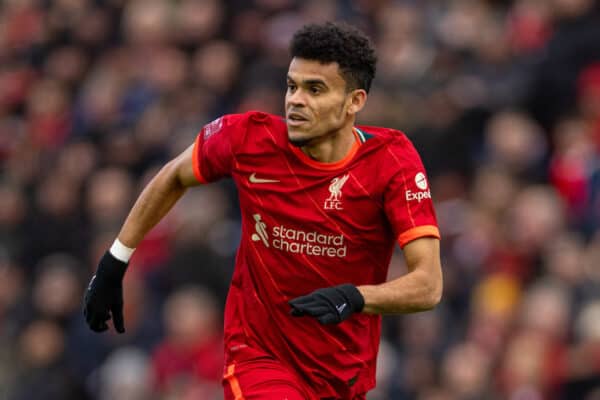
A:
287,104,347,148
288,138,313,147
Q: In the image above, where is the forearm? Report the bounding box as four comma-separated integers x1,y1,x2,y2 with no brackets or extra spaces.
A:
358,269,442,314
118,161,188,248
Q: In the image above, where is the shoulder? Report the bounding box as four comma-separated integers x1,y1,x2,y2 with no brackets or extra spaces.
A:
243,111,285,127
233,111,287,137
356,124,408,142
206,111,282,128
203,111,285,142
357,125,421,164
221,111,287,152
245,111,288,145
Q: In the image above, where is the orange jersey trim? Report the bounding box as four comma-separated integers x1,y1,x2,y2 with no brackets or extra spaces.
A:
288,128,361,171
224,364,244,400
192,134,207,183
397,225,440,248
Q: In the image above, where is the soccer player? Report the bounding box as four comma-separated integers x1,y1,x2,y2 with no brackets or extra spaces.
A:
84,22,443,399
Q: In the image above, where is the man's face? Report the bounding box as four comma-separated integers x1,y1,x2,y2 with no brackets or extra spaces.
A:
285,58,353,145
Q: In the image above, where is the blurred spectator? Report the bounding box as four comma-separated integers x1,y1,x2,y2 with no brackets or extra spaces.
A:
192,41,241,96
26,78,72,149
440,341,492,400
504,185,566,274
0,182,27,259
23,169,89,268
65,267,162,395
9,319,86,400
469,273,521,354
31,253,84,323
578,62,600,151
98,347,152,400
564,298,600,398
483,111,548,180
85,167,135,232
549,116,595,224
0,258,26,398
151,285,223,399
162,185,237,302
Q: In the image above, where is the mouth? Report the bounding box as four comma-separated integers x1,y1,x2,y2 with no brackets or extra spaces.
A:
286,112,309,126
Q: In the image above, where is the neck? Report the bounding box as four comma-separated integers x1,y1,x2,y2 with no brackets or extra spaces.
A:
301,123,357,163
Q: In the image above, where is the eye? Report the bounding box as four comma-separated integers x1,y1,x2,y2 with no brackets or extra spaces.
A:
310,86,321,95
287,83,297,92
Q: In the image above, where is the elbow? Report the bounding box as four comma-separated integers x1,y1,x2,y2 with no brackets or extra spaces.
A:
426,285,443,309
417,291,441,312
161,159,186,190
421,272,443,310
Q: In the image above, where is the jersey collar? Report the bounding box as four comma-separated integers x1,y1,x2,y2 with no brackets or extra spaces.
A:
288,128,362,171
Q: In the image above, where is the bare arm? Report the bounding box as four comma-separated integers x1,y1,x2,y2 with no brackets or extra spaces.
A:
358,237,442,314
117,144,199,248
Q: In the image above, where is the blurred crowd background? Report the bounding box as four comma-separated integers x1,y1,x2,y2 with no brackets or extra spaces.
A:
1,0,600,399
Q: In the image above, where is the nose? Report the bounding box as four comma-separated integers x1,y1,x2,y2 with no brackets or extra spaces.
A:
287,88,306,107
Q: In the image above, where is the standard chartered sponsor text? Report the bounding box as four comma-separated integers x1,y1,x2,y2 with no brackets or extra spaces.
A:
272,225,347,258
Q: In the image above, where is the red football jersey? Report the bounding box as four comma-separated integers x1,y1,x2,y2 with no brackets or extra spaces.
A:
192,111,440,398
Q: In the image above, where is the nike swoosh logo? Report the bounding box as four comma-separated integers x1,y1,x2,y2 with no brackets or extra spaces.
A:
336,303,347,314
249,173,280,183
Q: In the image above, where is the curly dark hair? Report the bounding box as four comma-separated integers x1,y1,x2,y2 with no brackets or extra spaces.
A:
290,22,377,93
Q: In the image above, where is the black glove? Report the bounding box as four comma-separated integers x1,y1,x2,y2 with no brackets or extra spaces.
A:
83,251,128,333
289,284,365,325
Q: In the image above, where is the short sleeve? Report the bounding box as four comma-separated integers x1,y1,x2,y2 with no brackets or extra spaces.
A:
192,114,247,183
383,136,440,248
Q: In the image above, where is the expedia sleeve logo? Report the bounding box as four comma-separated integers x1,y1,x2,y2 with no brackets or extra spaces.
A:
405,172,432,202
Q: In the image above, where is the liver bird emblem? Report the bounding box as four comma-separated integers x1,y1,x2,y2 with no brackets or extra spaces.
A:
327,174,349,202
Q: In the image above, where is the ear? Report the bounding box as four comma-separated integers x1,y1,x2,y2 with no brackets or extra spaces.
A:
347,89,368,116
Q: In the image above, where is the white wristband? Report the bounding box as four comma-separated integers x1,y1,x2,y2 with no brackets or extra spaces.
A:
109,239,136,263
